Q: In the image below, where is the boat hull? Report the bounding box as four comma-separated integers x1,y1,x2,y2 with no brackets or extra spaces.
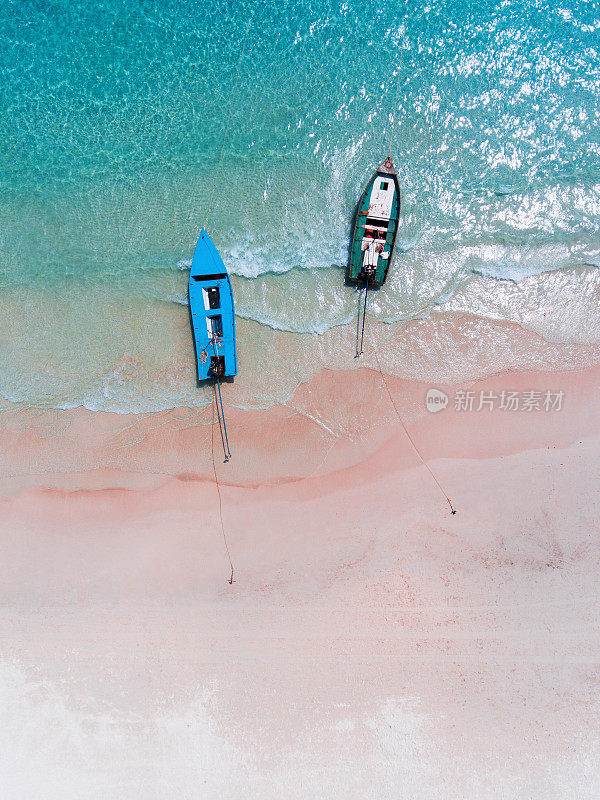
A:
347,157,401,286
188,229,237,380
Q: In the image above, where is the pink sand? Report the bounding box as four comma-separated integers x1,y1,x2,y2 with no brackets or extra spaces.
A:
1,363,599,798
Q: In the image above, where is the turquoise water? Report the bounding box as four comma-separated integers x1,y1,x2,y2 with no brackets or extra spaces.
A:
1,0,599,410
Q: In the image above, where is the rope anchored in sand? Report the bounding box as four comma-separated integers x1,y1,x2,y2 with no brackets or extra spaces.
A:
372,345,457,516
211,393,235,584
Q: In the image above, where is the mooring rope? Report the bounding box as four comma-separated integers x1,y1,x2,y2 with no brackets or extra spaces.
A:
372,346,456,515
211,390,235,583
355,289,363,358
213,377,228,460
355,285,370,358
204,15,253,230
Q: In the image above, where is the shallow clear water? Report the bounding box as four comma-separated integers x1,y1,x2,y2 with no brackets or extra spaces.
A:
1,0,599,410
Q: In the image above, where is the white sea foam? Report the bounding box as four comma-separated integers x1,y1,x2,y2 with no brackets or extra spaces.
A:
467,243,576,282
234,308,355,335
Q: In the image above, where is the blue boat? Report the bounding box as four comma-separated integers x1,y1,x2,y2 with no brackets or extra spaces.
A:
188,229,237,381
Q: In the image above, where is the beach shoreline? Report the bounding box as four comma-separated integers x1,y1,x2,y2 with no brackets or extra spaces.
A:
1,356,598,492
